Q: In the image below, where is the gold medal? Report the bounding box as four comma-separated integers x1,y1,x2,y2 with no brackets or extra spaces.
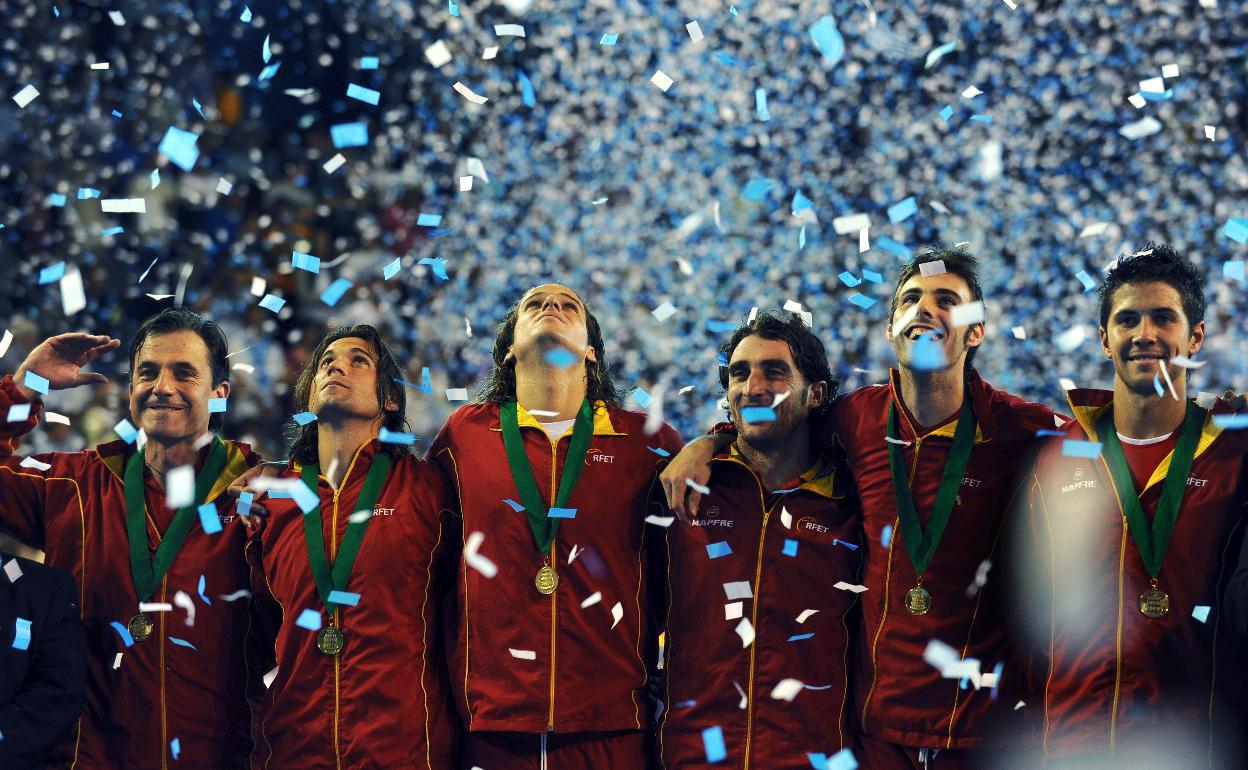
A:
127,612,155,642
535,564,559,595
1138,580,1170,619
316,626,345,655
905,585,932,615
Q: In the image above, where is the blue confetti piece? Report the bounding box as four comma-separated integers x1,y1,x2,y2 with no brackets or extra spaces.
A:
258,61,282,81
924,39,958,70
295,608,321,631
169,637,197,650
240,5,251,22
77,187,100,199
53,5,60,17
702,726,727,763
600,33,618,45
198,502,222,534
788,632,814,641
268,490,292,499
847,293,876,310
876,236,912,260
192,98,205,119
742,178,775,201
1139,88,1174,102
22,371,50,395
715,51,746,67
102,226,125,237
706,541,733,559
838,271,861,288
755,88,771,121
207,397,227,413
8,404,32,422
382,257,401,280
292,411,317,426
114,418,138,443
258,294,285,313
518,71,536,108
111,109,122,118
327,590,360,607
717,351,729,367
833,538,859,552
1192,605,1211,623
420,367,432,393
237,491,253,517
792,189,813,213
548,507,577,519
648,446,671,457
809,753,829,769
939,104,954,122
911,331,944,372
707,320,737,333
48,193,67,207
809,16,844,66
503,499,525,512
320,278,353,307
291,251,320,273
150,169,160,189
862,268,883,283
827,748,859,770
448,0,459,15
969,114,993,124
360,56,379,69
262,34,273,64
1212,414,1248,429
109,620,135,647
881,524,893,548
1075,270,1097,292
330,121,369,149
1224,261,1245,283
417,212,442,227
632,387,652,408
378,427,416,445
782,538,798,557
741,406,777,423
159,126,201,171
1061,439,1103,459
887,196,918,224
1222,218,1248,244
197,574,210,605
38,262,66,284
798,226,807,250
170,738,181,760
1035,429,1065,438
418,256,449,280
730,5,738,15
544,347,578,368
12,618,31,651
347,83,381,105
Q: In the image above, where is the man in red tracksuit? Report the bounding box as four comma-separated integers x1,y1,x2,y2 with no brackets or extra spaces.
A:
660,311,859,769
0,308,262,769
429,283,683,769
664,247,1061,768
1022,244,1248,768
245,324,459,769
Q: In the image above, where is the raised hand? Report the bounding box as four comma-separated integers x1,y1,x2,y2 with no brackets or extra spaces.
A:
13,333,121,400
660,435,725,523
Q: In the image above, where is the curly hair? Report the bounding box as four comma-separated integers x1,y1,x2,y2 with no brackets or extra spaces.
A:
1097,242,1205,329
717,310,839,417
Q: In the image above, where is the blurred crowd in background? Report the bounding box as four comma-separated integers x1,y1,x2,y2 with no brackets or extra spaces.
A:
1,0,1246,544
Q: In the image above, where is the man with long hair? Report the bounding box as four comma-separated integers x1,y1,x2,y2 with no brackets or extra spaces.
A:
244,324,459,769
429,283,683,769
0,308,262,768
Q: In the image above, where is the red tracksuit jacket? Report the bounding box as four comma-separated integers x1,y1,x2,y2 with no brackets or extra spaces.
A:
835,369,1059,749
1026,389,1248,767
247,439,459,770
659,446,859,769
428,401,683,733
0,375,261,769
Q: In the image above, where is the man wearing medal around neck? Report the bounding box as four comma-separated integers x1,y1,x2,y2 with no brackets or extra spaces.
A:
657,311,860,769
428,284,683,769
1020,244,1248,768
242,324,459,769
0,308,263,769
661,247,1062,769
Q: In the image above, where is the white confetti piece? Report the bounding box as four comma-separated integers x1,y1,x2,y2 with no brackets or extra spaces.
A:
165,466,195,508
44,411,70,425
1011,326,1026,340
113,653,123,669
1000,0,1017,8
322,154,346,173
644,514,675,527
446,388,468,401
1014,700,1026,711
0,330,12,358
610,602,623,629
90,62,110,70
101,198,146,213
949,300,985,327
724,601,743,620
859,227,870,252
216,178,233,195
1119,116,1163,140
425,40,453,68
138,602,173,612
459,175,473,191
581,592,601,608
174,590,196,626
4,559,22,583
108,10,126,25
12,85,40,108
650,70,674,92
219,590,253,602
723,581,752,600
1169,355,1205,369
509,647,537,660
482,46,499,60
1161,63,1180,78
19,457,51,471
796,609,819,623
464,532,498,578
833,581,868,593
686,20,704,43
1054,326,1087,353
494,23,526,37
832,213,870,234
960,85,982,99
780,507,792,529
263,666,278,689
770,678,804,701
61,267,86,315
1126,93,1146,109
733,680,748,709
651,301,677,321
453,82,489,104
1138,77,1165,94
1204,125,1216,141
920,260,947,276
568,544,582,564
1079,222,1110,238
735,618,755,647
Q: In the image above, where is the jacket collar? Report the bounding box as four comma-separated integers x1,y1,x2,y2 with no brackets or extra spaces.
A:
719,443,846,500
290,437,383,486
887,367,992,443
488,400,625,437
98,436,257,505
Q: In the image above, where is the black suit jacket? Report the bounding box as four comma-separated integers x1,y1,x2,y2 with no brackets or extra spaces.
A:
0,552,85,769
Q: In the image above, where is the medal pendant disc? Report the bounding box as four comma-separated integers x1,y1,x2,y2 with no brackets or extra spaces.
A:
535,565,559,595
317,626,345,655
127,612,155,642
1138,588,1170,619
905,586,932,615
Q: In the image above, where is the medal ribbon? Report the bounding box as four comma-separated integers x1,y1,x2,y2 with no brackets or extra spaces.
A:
301,451,393,614
1095,401,1205,579
888,397,977,577
500,399,594,555
124,437,228,602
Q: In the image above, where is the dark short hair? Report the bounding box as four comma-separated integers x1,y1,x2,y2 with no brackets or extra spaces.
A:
286,325,409,464
474,286,622,407
1097,242,1205,330
128,307,230,431
717,310,839,417
889,244,985,374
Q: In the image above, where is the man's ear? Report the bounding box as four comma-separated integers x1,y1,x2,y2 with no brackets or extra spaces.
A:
963,322,986,350
585,346,598,365
214,380,231,400
503,346,516,366
1099,327,1112,359
807,380,828,408
1188,320,1205,356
